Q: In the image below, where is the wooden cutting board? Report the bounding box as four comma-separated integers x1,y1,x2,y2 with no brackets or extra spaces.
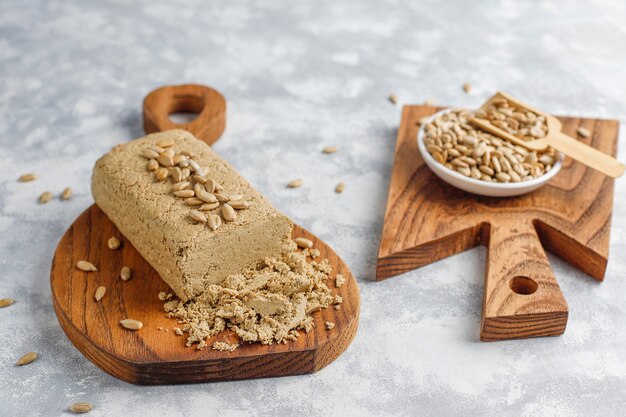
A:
377,105,618,341
50,84,360,384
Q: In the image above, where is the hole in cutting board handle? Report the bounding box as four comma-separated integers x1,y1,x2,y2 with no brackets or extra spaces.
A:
167,94,204,125
509,276,538,295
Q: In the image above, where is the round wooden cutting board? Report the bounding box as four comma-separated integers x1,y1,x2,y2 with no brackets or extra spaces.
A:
50,84,359,384
51,205,360,384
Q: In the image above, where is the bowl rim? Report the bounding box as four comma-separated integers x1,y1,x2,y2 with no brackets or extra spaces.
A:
416,108,563,190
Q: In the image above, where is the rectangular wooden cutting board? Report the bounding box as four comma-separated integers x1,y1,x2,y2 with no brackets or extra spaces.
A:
376,104,618,341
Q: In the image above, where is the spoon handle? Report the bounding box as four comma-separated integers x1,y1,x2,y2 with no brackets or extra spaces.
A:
548,132,624,178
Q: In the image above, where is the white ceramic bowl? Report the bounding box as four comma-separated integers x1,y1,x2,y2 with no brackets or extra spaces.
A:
416,108,563,197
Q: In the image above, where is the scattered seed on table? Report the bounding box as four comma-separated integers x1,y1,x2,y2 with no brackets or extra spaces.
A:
68,402,92,414
94,286,106,301
335,182,345,193
577,127,591,138
388,94,398,105
39,191,53,204
0,298,16,308
61,187,73,200
294,237,313,249
287,178,303,188
120,319,143,330
120,266,132,281
16,351,38,366
322,146,339,154
18,173,38,182
462,83,472,93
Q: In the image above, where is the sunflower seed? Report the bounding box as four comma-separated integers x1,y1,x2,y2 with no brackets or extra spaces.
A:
205,179,216,193
142,149,160,159
181,168,191,180
107,236,121,250
163,148,175,157
0,298,16,308
577,127,590,138
185,197,204,206
154,168,169,182
39,191,53,204
335,182,345,193
228,200,249,209
157,153,174,167
173,154,187,165
68,402,92,414
388,94,397,104
294,237,313,249
171,167,183,182
120,266,132,281
188,160,201,172
214,182,224,192
495,172,511,182
77,261,97,272
94,286,106,301
120,319,143,330
189,210,207,223
172,181,191,192
174,190,195,198
214,193,229,203
462,83,472,93
322,146,339,154
147,145,165,153
18,173,38,182
199,202,220,211
222,204,236,222
147,159,159,171
157,137,175,148
61,187,73,200
208,214,221,231
195,190,217,203
16,351,38,366
287,178,303,188
193,174,207,184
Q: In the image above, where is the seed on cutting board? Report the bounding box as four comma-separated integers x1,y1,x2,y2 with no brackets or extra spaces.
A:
107,236,121,250
207,214,221,231
294,237,313,249
147,159,159,171
61,187,73,200
222,204,236,222
120,319,143,330
287,178,303,188
16,351,38,366
0,298,16,308
18,173,38,182
77,260,97,272
462,83,472,93
335,182,345,193
39,191,53,204
142,149,160,159
120,266,132,281
154,167,169,182
577,127,590,138
94,286,106,301
388,94,397,104
68,402,92,414
174,190,195,198
157,137,175,148
189,210,207,223
322,146,339,154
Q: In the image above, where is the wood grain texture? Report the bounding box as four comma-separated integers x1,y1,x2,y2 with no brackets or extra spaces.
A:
51,205,360,384
377,105,618,341
143,84,226,145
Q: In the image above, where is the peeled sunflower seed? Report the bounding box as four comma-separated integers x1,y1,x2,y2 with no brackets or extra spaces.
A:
120,266,132,281
120,319,143,330
228,200,249,209
68,402,92,414
107,236,121,250
77,261,97,272
61,187,73,200
174,190,195,198
39,191,53,204
287,178,303,188
322,146,338,154
172,181,191,192
16,351,38,366
335,182,345,193
157,154,174,167
171,167,183,183
208,214,221,231
189,210,207,223
185,197,204,206
577,127,590,138
94,286,106,301
18,173,38,182
0,298,16,308
197,190,218,203
142,149,160,159
157,137,175,148
147,159,159,171
294,237,313,249
154,168,169,182
222,204,236,222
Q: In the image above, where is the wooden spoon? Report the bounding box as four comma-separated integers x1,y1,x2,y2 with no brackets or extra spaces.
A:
470,91,625,178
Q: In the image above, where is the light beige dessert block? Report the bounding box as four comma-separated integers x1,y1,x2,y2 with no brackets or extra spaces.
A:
92,130,293,301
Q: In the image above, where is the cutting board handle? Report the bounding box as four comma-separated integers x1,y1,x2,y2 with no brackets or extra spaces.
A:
143,84,227,145
480,219,568,341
